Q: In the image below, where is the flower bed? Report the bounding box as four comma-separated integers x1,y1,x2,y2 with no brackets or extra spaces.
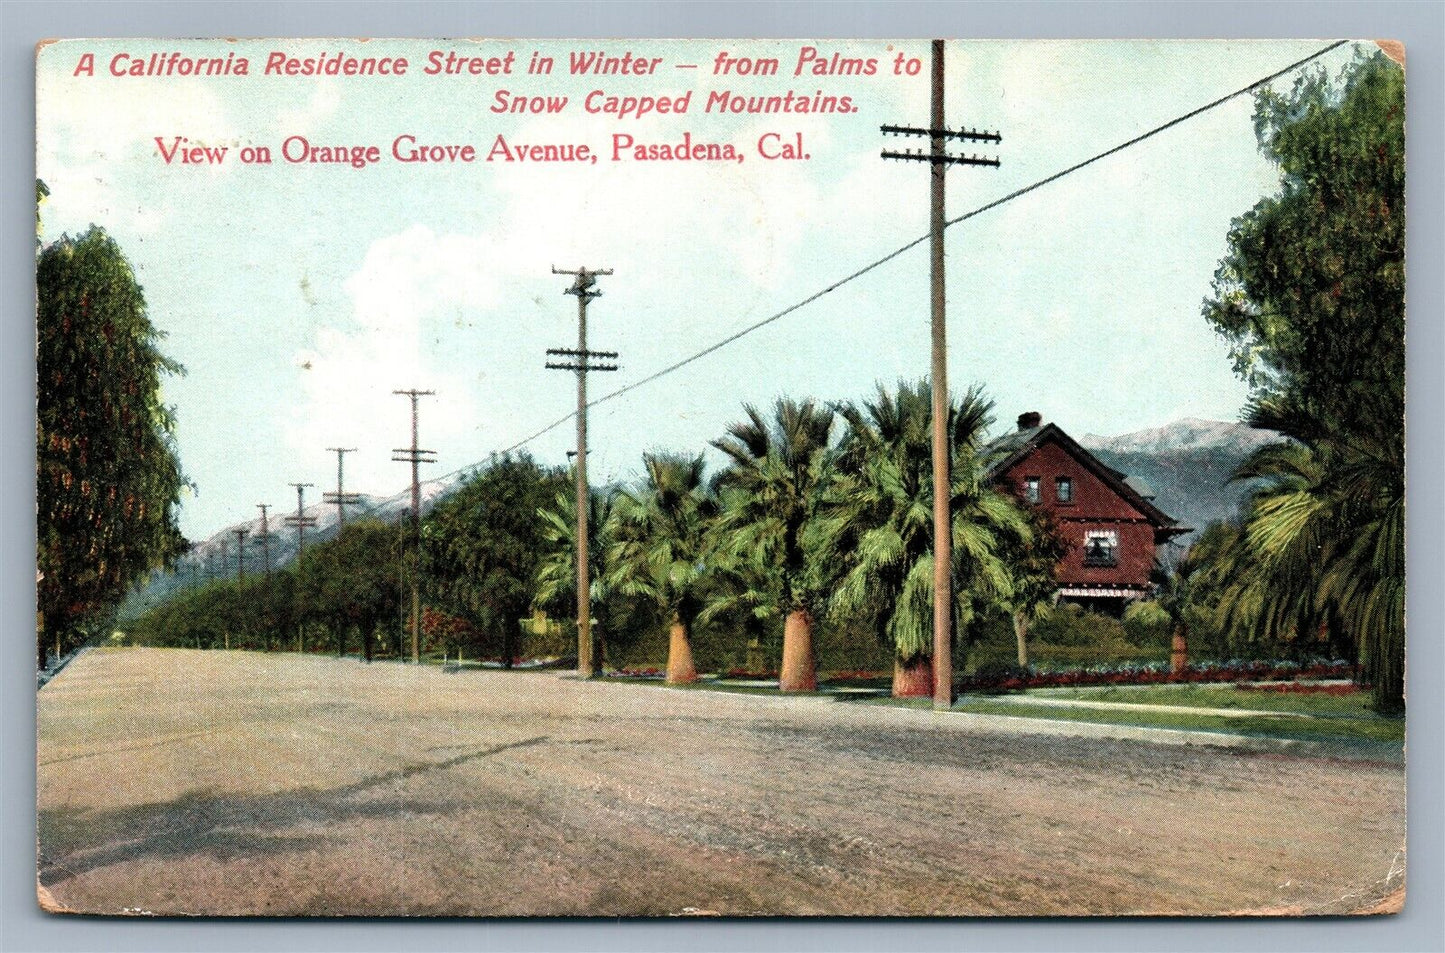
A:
961,658,1356,692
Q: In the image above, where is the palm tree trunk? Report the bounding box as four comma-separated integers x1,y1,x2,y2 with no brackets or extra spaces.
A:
779,609,816,692
1170,624,1188,674
893,655,932,698
1014,610,1029,668
666,614,697,685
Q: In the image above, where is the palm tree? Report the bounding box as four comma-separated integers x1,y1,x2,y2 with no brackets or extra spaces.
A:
608,453,718,685
698,518,780,674
535,486,616,671
710,398,835,692
1226,394,1404,712
821,381,1033,697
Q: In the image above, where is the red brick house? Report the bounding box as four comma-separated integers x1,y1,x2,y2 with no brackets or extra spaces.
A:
985,412,1190,613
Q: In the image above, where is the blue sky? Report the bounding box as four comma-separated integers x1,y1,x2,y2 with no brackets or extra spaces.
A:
36,38,1364,540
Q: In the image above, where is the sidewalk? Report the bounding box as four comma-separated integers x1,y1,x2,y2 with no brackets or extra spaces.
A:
977,692,1317,720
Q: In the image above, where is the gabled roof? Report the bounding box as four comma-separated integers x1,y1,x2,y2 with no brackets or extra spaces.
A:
982,422,1188,534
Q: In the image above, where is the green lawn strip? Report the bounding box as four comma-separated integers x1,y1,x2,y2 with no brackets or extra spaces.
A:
1027,684,1383,719
603,674,1402,744
954,698,1403,744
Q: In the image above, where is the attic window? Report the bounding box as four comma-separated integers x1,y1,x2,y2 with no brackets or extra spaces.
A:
1055,477,1073,504
1082,530,1118,567
1023,476,1040,503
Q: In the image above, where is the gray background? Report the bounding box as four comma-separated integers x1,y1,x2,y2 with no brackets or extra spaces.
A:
3,2,1440,951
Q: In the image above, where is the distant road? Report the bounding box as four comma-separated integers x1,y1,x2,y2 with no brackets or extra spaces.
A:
37,648,1405,916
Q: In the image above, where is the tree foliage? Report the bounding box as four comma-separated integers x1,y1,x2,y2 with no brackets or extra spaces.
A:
37,224,188,665
710,398,836,614
297,519,403,659
608,453,718,683
423,454,569,665
820,381,1040,663
1201,52,1405,712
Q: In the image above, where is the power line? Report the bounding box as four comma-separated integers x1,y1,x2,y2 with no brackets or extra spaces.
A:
493,40,1348,456
214,41,1351,538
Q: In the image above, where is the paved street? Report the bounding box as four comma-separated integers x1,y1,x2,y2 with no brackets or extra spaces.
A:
37,649,1405,916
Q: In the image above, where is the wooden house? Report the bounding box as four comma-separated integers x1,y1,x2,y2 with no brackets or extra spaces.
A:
985,412,1191,613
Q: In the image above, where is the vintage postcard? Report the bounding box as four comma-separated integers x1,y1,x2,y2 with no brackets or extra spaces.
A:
35,38,1406,917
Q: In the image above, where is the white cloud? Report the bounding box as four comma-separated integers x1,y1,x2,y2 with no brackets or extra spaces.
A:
285,226,510,490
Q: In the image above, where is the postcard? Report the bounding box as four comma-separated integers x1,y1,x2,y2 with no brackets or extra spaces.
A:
35,37,1406,917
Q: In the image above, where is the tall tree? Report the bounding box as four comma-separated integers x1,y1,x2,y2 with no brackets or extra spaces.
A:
608,453,718,685
37,225,188,667
423,454,568,666
822,382,1034,697
1202,52,1405,712
710,398,836,692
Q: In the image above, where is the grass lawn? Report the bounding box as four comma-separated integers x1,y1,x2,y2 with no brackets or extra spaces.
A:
605,672,1404,745
954,695,1404,745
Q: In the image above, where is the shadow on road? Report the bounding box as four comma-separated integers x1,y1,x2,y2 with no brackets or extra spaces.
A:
38,736,550,887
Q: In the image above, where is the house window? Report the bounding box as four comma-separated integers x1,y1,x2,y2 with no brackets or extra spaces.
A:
1023,476,1040,503
1055,477,1073,503
1082,530,1118,567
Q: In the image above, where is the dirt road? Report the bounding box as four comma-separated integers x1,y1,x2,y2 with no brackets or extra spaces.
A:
36,649,1406,916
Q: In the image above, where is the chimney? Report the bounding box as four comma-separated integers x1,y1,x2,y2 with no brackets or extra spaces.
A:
1017,411,1042,431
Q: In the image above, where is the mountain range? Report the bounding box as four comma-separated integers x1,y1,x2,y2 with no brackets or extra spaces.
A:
1078,416,1278,544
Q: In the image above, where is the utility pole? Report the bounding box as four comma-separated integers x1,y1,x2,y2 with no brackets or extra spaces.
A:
232,528,250,581
323,447,362,531
546,266,618,679
255,503,274,577
285,483,318,557
392,390,436,664
882,40,1001,710
285,483,317,654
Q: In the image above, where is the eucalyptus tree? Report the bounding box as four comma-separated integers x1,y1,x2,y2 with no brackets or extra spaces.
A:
710,398,836,691
608,453,718,684
821,382,1034,697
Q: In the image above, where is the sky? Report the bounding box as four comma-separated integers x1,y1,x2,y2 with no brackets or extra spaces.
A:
35,38,1365,541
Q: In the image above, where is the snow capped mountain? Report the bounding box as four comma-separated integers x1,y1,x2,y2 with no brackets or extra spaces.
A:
1077,418,1281,545
1079,417,1278,456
